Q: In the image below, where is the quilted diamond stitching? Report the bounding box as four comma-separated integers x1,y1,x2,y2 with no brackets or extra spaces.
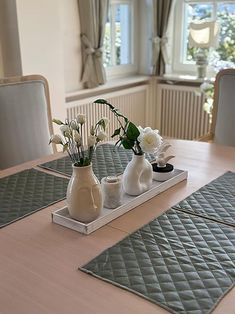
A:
39,143,154,181
0,168,69,228
173,171,235,226
81,209,235,314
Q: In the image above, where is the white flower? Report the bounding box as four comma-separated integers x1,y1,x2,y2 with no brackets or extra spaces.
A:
70,120,78,130
137,127,162,154
88,135,96,147
97,130,107,141
76,114,86,124
60,125,70,134
49,134,63,145
74,131,81,143
101,117,109,128
203,98,213,114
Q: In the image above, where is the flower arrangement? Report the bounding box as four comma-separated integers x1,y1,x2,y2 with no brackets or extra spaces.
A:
94,99,162,155
49,114,108,166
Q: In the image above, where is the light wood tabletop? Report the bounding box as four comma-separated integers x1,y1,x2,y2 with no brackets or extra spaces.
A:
0,139,235,314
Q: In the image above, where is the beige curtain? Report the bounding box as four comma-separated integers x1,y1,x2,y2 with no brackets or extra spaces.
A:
152,0,173,76
78,0,109,88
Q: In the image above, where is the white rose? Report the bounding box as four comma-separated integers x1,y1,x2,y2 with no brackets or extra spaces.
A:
137,128,162,153
76,114,86,124
74,131,81,144
49,134,63,145
88,135,96,147
97,130,107,141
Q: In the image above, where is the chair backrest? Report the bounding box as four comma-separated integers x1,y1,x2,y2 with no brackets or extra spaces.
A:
211,68,235,147
0,75,54,169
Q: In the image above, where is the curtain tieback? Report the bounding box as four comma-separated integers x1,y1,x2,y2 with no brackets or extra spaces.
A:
85,47,103,58
152,35,169,64
81,34,103,58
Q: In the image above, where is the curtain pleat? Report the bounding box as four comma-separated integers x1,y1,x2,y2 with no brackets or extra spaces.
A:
78,0,109,88
152,0,173,76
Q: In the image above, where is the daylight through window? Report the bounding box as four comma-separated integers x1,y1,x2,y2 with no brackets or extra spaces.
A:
103,1,133,68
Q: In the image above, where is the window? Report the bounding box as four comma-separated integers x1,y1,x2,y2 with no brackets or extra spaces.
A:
172,0,235,76
103,0,138,77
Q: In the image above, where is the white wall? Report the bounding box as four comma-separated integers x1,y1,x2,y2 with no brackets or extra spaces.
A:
61,0,83,93
15,0,66,122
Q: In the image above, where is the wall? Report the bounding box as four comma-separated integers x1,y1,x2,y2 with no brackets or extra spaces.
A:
61,0,83,93
15,0,66,122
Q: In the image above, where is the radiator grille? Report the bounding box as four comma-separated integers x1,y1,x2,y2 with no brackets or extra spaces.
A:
158,84,210,140
66,86,147,145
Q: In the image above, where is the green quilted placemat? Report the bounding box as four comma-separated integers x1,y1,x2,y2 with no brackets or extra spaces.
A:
173,171,235,227
39,143,154,181
80,209,235,314
0,168,69,228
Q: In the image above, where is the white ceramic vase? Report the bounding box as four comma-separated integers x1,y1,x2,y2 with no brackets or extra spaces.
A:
67,164,103,223
122,154,153,196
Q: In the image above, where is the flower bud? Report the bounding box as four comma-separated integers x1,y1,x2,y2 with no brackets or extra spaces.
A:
100,117,109,128
97,130,107,141
49,134,63,145
70,120,78,130
88,135,96,147
76,114,86,125
60,125,70,134
74,131,81,143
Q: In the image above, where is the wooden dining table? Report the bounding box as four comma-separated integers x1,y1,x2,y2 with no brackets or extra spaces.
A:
1,139,235,314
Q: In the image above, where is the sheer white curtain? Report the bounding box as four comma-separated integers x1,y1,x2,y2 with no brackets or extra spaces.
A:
152,0,173,75
78,0,109,88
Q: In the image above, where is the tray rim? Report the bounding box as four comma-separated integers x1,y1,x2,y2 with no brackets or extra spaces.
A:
52,169,188,235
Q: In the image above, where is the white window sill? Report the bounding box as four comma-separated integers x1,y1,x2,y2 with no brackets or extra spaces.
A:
157,74,215,85
65,75,150,103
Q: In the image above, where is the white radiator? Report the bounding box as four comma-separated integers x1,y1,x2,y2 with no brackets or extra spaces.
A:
66,85,148,144
157,83,210,140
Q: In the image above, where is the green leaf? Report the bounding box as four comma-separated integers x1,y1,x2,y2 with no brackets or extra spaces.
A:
121,138,135,149
111,127,121,138
126,122,140,140
94,99,115,110
52,118,63,125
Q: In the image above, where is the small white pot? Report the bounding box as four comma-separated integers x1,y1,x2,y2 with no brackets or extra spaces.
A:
152,163,174,182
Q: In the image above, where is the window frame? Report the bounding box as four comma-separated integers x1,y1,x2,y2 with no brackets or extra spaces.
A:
171,0,234,77
104,0,139,79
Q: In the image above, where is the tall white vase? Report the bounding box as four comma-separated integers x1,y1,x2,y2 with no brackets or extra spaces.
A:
122,154,153,196
67,164,103,223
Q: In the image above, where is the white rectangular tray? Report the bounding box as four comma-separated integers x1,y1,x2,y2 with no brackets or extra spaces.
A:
52,169,188,235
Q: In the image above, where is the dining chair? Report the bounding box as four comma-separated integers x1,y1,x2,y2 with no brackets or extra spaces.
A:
0,75,55,169
211,68,235,147
199,68,235,147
